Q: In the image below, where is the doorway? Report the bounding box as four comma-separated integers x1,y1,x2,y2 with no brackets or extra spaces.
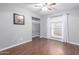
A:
32,17,40,38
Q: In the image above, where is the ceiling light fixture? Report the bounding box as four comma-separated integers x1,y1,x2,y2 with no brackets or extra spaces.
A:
34,3,56,11
42,6,48,11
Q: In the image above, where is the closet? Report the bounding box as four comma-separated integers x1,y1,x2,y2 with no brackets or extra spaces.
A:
32,17,40,38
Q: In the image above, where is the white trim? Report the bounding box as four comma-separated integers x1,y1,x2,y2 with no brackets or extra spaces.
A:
40,36,64,42
0,40,32,52
44,37,79,46
67,41,79,45
49,37,64,42
32,35,40,38
48,37,79,45
40,36,48,39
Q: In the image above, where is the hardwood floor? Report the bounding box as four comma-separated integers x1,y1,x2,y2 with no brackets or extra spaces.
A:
0,37,79,55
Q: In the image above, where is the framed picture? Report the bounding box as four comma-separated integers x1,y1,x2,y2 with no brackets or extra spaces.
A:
13,13,25,25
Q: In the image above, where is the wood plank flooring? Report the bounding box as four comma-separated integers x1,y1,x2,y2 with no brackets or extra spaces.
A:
0,37,79,55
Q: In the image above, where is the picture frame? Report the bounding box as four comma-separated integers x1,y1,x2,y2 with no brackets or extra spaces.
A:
13,13,25,25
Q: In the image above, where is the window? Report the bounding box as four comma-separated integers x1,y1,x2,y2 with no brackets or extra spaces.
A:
50,16,64,38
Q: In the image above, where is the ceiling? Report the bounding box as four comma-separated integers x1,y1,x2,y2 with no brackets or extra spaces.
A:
0,3,79,15
24,3,79,15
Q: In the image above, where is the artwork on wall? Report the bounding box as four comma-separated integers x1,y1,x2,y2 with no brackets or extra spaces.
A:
13,13,25,25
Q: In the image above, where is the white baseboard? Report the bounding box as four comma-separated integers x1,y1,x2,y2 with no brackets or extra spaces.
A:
32,35,40,38
0,40,32,52
48,37,79,45
40,36,48,39
67,41,79,45
46,37,64,42
41,37,79,46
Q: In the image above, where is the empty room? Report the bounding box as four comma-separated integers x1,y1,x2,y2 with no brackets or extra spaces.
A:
0,3,79,55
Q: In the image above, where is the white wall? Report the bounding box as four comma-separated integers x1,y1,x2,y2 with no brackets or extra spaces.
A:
68,8,79,44
40,15,47,38
52,8,79,44
41,7,79,44
0,4,40,50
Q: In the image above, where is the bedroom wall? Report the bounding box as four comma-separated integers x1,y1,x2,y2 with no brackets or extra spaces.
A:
42,7,79,44
40,15,47,38
68,8,79,44
53,8,79,44
0,4,40,50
